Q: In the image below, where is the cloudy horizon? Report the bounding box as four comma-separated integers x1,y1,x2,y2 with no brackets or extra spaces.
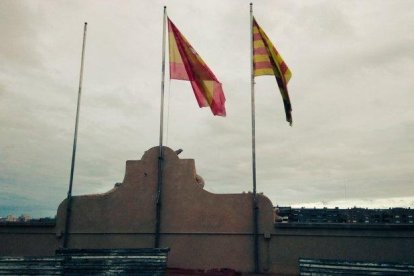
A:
1,0,413,218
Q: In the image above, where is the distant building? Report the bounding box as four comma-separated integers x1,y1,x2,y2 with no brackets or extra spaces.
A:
0,215,56,224
275,206,414,224
18,214,32,222
5,215,17,222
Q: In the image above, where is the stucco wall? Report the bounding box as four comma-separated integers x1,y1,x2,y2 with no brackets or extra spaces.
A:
1,146,413,274
268,224,414,274
54,146,275,272
0,223,57,256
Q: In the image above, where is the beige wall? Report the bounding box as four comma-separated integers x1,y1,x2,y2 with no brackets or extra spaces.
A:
54,147,275,272
0,223,57,256
1,146,413,275
268,224,414,274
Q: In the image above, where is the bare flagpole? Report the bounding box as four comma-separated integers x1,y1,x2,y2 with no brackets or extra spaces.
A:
155,6,167,248
250,3,260,273
63,22,88,248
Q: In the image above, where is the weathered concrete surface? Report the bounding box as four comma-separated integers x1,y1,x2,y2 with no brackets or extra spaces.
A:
1,146,414,275
54,147,275,272
0,223,57,256
269,223,414,275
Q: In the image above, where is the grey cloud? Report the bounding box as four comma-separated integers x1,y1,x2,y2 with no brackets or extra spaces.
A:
0,1,44,68
1,1,414,217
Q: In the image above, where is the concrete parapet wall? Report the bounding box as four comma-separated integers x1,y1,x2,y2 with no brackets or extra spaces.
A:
0,223,57,256
268,223,414,274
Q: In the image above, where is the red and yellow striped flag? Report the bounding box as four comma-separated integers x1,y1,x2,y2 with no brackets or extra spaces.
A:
253,17,292,125
168,18,226,116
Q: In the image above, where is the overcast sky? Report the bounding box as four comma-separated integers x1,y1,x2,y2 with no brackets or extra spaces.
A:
1,0,413,217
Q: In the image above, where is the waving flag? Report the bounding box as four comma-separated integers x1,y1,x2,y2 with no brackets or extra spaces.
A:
253,17,292,125
168,18,226,116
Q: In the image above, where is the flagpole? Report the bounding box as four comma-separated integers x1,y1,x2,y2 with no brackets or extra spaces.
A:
155,6,167,248
63,22,87,248
250,3,259,273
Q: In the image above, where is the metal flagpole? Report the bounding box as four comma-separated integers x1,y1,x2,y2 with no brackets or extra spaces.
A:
155,6,167,248
250,3,260,273
63,22,88,248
